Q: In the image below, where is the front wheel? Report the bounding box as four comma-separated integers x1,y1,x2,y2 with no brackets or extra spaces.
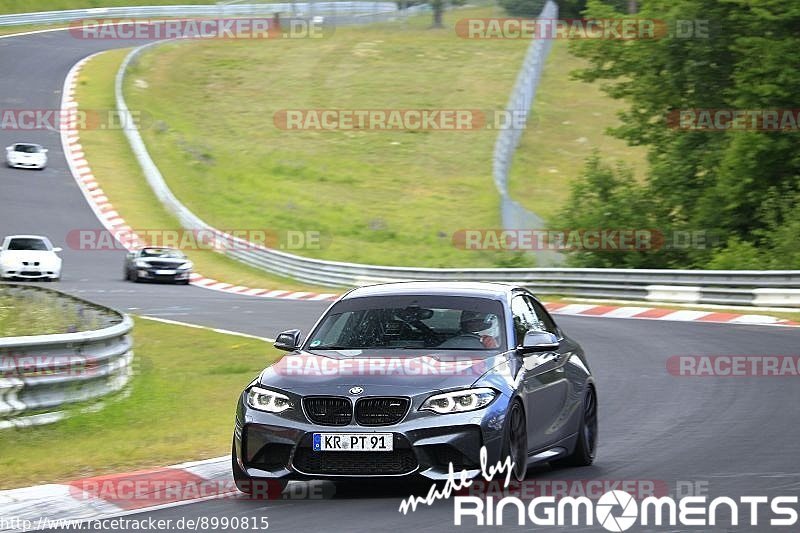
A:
553,386,598,468
501,400,528,481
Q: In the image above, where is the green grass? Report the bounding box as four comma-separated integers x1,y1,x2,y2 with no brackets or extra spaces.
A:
0,287,102,336
77,49,337,292
508,40,648,223
0,317,281,489
122,6,536,268
0,0,217,15
0,24,67,36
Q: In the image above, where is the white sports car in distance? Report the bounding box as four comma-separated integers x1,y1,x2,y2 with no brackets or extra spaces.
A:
5,143,48,169
0,235,62,281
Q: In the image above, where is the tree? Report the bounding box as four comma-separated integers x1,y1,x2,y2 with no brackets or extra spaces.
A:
427,0,466,28
559,0,800,268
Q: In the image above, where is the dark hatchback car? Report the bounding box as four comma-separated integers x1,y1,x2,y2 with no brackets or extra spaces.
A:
232,281,597,493
123,247,193,284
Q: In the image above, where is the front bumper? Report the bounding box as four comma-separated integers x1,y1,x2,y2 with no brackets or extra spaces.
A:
1,268,58,280
135,268,191,282
7,159,45,169
233,393,510,482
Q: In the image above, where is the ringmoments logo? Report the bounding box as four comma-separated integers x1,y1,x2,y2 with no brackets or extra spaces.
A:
397,447,800,530
452,491,800,529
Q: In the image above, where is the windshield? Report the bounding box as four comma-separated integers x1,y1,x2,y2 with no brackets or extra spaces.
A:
14,144,41,153
306,295,506,351
7,238,49,251
141,248,185,259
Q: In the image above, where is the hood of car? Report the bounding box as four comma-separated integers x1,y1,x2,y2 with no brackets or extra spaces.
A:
0,250,59,265
258,349,510,394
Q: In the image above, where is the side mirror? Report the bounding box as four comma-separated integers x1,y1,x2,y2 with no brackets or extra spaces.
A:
518,330,559,354
53,247,63,253
274,329,301,351
43,149,49,153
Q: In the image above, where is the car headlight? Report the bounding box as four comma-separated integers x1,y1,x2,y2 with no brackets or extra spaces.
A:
246,386,293,413
420,387,497,414
177,261,193,270
134,259,150,267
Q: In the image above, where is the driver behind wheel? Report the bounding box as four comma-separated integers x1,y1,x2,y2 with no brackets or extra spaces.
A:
460,310,500,348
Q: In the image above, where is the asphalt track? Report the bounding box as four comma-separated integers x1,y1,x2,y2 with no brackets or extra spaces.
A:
1,28,799,533
0,28,321,337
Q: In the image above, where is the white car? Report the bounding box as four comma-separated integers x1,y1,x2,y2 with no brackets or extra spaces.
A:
5,143,48,170
0,235,62,281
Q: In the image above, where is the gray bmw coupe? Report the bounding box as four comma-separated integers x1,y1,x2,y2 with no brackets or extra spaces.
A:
232,281,597,494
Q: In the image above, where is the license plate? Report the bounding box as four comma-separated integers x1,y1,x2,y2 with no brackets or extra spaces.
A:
312,433,393,452
155,269,176,275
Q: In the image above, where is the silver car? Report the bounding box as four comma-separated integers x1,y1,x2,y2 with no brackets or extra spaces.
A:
232,281,597,494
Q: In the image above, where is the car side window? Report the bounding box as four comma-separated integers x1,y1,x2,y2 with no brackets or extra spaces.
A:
526,297,560,336
511,296,537,347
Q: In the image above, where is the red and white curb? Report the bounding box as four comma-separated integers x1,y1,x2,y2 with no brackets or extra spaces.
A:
59,54,338,303
0,456,236,532
58,55,799,329
543,302,799,327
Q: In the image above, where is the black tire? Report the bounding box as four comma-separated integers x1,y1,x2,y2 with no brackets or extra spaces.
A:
231,440,287,497
553,386,598,468
501,399,528,482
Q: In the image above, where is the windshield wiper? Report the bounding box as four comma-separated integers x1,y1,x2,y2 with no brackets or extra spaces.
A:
380,345,428,349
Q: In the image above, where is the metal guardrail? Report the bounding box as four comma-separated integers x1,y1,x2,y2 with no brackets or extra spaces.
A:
0,3,400,26
0,284,133,429
109,7,800,307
